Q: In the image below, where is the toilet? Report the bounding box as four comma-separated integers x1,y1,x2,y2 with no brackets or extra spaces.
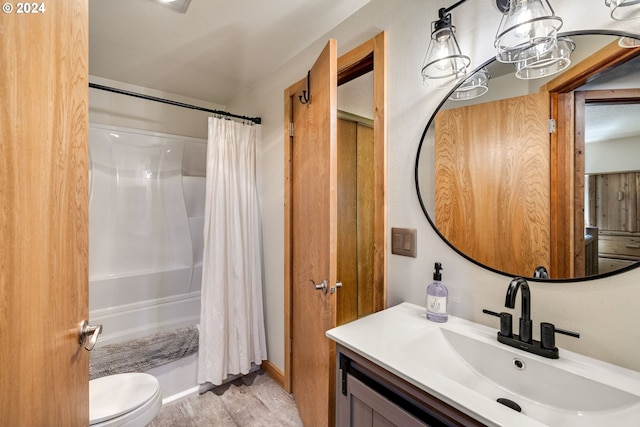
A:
90,373,162,427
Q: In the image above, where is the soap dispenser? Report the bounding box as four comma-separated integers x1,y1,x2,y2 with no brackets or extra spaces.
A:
426,262,448,322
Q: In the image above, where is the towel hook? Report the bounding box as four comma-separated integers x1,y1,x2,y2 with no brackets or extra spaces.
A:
299,70,310,104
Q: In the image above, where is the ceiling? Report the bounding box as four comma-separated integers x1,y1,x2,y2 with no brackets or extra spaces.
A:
89,0,371,105
582,55,640,143
585,102,640,143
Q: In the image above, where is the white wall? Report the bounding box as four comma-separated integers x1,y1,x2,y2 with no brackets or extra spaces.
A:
229,0,640,374
587,137,640,174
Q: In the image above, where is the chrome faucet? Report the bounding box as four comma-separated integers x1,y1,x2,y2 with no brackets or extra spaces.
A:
505,277,532,343
482,277,580,359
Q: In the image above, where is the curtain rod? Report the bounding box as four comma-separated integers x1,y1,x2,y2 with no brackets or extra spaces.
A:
88,83,262,125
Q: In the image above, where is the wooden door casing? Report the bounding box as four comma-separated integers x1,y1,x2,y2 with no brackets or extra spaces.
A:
0,1,90,425
336,34,387,316
283,32,386,427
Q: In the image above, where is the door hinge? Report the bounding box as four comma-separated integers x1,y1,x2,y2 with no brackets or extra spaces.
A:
289,122,294,137
548,118,556,134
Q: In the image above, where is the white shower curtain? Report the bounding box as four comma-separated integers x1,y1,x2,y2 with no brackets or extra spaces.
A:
197,117,267,386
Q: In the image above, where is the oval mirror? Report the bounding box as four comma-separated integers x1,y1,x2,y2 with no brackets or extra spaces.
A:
416,31,640,281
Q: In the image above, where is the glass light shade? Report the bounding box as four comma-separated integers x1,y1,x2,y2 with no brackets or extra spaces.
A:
514,37,575,79
619,36,640,47
495,0,563,63
422,26,471,85
449,68,491,101
606,0,640,20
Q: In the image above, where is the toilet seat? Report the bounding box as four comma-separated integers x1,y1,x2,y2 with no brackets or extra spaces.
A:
90,373,162,426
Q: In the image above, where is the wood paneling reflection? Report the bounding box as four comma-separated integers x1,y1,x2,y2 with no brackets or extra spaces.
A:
435,92,551,277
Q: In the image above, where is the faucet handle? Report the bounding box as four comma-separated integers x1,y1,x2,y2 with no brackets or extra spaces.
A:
482,309,513,338
482,309,500,317
541,322,580,350
555,327,580,338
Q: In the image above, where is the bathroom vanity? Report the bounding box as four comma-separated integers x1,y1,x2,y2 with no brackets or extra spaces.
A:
326,303,640,427
335,345,485,426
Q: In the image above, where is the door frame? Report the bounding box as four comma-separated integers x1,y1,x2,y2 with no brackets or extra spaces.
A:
542,39,640,278
283,31,386,392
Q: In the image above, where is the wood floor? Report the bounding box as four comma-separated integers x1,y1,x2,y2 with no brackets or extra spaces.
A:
149,371,304,426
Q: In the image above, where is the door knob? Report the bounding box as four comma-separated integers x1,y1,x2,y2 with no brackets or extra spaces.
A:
79,320,103,351
310,279,328,294
332,281,342,294
310,279,343,294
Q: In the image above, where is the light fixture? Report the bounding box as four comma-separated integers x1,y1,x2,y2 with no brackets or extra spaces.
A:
513,36,575,79
606,0,640,20
153,0,191,14
448,68,491,101
421,2,471,87
495,0,563,64
619,36,640,47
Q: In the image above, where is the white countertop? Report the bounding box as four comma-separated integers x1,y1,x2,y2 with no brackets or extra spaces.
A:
326,302,640,427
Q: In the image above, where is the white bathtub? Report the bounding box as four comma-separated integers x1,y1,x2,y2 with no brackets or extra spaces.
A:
88,124,207,401
147,352,200,404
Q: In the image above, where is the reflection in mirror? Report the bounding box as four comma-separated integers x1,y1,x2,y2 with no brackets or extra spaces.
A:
583,95,640,275
416,32,640,281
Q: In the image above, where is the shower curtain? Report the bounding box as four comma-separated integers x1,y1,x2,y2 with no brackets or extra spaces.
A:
197,117,267,386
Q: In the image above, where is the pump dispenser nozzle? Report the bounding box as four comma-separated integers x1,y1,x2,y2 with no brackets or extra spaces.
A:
433,262,443,281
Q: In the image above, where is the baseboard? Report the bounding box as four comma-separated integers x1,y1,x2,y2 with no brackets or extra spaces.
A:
261,359,285,389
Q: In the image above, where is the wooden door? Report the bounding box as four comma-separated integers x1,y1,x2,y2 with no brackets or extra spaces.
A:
0,1,89,425
337,119,358,325
287,40,338,427
434,92,551,277
336,119,375,326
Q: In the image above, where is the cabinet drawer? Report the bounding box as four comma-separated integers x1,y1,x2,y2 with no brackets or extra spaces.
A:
598,235,640,259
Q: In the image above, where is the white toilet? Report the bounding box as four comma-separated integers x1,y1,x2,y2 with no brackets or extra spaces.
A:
90,373,162,427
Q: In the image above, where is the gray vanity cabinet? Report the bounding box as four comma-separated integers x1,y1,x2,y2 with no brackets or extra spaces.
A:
344,373,425,427
335,345,486,427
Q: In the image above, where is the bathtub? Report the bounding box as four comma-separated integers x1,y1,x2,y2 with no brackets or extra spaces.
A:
147,351,200,403
88,123,206,401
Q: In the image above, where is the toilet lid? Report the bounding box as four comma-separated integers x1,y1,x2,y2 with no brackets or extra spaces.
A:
89,373,160,425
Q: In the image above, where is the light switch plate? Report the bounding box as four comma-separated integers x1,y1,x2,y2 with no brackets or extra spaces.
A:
391,227,417,257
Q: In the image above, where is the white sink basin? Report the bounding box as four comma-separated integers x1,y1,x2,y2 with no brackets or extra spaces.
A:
327,303,640,427
397,325,639,425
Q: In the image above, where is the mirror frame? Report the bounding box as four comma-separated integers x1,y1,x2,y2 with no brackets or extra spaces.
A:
415,30,640,283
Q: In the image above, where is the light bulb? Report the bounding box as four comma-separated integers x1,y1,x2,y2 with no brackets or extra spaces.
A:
433,30,456,71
